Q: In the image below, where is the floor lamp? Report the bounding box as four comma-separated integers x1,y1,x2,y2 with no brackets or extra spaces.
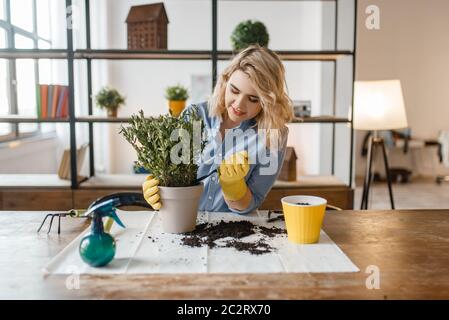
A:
353,80,408,210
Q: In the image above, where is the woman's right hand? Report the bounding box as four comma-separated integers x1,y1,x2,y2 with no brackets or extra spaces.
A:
142,175,161,210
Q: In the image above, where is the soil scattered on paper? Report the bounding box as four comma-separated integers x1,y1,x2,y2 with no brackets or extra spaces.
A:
224,239,273,255
180,220,286,255
258,225,285,237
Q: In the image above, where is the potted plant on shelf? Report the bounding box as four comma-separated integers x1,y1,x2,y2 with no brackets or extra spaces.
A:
165,84,189,117
95,87,126,118
120,106,206,233
231,20,270,51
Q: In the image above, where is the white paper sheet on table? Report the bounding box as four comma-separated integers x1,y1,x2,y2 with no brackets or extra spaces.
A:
43,209,359,275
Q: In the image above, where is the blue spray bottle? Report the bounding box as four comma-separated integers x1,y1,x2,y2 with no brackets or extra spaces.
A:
79,198,126,267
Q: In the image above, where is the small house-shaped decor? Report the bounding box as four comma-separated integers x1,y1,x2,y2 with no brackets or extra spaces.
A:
126,3,169,50
278,147,298,181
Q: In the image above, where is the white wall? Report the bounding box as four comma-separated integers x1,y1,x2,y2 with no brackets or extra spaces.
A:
355,0,449,178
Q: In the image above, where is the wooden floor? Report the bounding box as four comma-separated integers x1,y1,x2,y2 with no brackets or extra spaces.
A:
354,178,449,210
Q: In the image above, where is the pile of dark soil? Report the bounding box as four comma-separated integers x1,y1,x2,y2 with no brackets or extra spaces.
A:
180,220,286,255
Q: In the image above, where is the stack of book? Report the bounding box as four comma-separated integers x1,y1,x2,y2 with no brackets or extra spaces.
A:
37,84,70,119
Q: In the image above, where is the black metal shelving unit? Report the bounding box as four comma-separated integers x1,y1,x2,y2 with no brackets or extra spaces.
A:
0,0,357,191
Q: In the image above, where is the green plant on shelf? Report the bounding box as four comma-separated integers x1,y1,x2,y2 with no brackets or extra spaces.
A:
120,105,206,187
164,84,189,101
95,86,126,117
165,84,189,117
231,20,270,51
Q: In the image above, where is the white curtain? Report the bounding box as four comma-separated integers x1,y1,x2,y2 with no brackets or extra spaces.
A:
53,0,111,176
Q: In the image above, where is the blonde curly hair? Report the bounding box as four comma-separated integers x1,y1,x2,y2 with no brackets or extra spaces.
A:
208,44,293,148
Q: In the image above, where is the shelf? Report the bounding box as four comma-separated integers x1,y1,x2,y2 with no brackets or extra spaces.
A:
0,49,353,61
0,49,68,59
218,50,353,61
0,174,71,189
73,49,352,61
220,0,337,2
273,175,347,188
291,116,350,123
76,173,348,189
0,174,353,210
0,115,350,124
78,115,350,124
0,116,69,123
74,50,212,60
79,174,144,189
0,173,347,189
76,116,132,123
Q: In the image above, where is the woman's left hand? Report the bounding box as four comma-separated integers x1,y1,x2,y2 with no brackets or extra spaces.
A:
218,150,250,201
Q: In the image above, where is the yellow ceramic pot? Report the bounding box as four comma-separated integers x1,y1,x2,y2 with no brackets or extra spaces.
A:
168,100,186,117
281,195,327,244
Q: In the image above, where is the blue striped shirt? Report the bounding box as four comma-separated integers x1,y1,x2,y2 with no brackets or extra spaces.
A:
184,101,287,214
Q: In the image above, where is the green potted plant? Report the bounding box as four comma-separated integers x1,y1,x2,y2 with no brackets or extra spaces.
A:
165,84,189,117
231,20,270,51
95,86,126,118
120,106,206,233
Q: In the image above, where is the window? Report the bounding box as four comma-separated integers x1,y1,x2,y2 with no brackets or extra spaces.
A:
15,33,34,49
0,0,53,142
0,59,11,137
11,0,33,32
17,59,38,133
0,1,4,20
36,0,50,42
0,27,5,48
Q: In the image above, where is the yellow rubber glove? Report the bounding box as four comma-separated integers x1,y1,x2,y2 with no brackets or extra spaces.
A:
218,151,250,201
142,175,162,210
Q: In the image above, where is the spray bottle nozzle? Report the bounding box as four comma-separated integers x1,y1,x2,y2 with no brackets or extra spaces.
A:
84,198,126,229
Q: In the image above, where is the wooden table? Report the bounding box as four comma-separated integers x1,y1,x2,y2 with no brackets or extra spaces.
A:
0,209,448,299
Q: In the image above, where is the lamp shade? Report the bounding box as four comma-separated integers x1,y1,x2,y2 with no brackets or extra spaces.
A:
353,80,408,130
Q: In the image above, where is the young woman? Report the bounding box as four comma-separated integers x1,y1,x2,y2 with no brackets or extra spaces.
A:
143,44,294,214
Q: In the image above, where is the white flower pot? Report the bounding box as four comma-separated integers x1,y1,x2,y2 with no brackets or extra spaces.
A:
158,183,204,233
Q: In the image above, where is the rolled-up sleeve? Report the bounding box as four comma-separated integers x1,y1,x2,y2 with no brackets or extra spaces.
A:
229,134,288,215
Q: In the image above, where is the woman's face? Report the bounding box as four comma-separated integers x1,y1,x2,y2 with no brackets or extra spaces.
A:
224,70,262,125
